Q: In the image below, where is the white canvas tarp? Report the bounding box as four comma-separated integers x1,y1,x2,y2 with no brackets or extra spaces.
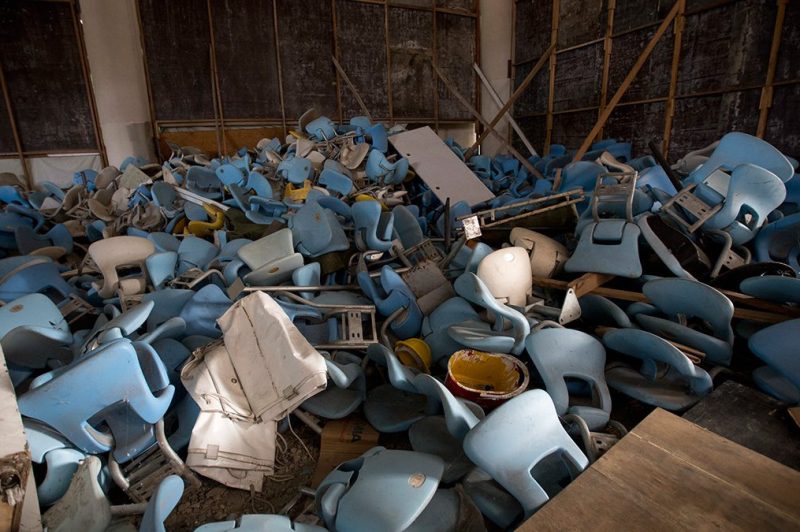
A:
181,292,327,490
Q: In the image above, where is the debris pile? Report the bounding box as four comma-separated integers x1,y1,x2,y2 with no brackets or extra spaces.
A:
1,109,798,530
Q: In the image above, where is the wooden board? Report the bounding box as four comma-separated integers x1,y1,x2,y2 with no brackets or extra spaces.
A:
0,1,96,152
389,126,494,206
138,0,216,122
310,417,379,487
519,409,800,531
684,380,800,471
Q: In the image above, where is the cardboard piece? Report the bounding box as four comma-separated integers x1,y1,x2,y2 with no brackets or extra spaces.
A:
310,417,380,487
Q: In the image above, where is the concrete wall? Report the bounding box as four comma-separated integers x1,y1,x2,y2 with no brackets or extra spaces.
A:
479,0,514,157
79,0,154,167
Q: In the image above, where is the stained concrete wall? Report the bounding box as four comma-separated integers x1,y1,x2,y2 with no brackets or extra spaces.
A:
79,0,155,167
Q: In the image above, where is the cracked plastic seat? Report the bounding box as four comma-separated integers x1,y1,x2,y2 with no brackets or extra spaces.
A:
510,228,569,279
319,159,354,195
18,337,174,455
604,328,713,410
526,328,611,430
278,155,314,184
748,318,800,404
422,297,480,365
185,166,222,199
448,273,530,356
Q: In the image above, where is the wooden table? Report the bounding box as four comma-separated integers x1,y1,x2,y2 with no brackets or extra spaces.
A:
519,408,800,531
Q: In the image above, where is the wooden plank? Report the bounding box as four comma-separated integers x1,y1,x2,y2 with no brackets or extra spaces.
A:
634,409,800,520
757,0,788,138
521,409,800,531
597,0,617,139
331,56,373,121
544,0,560,152
662,0,686,157
463,41,555,159
567,272,615,298
532,276,795,324
573,0,680,161
684,381,800,470
389,126,495,206
431,62,543,179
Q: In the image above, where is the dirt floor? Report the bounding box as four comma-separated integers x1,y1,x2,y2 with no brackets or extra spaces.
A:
165,423,321,531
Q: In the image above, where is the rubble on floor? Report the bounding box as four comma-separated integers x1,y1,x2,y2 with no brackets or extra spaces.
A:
1,109,799,531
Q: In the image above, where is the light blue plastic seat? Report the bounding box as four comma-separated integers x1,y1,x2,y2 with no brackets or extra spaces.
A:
277,155,314,184
177,236,218,273
139,475,184,532
15,224,73,256
604,328,713,410
302,352,366,419
633,278,734,366
215,163,246,187
754,212,800,271
463,390,588,522
352,200,394,252
290,200,350,257
183,202,209,222
526,328,611,430
316,446,445,532
237,229,304,286
24,419,87,507
178,284,231,338
434,200,471,238
141,289,194,332
578,294,632,328
448,273,530,356
749,319,800,404
320,159,354,196
637,164,677,196
683,132,794,186
146,251,178,289
18,338,174,455
0,293,73,369
392,205,426,248
185,166,222,199
408,374,483,483
363,344,428,433
358,266,422,339
740,275,800,304
365,150,409,185
422,297,480,365
565,219,643,278
195,515,326,532
0,255,76,304
688,163,786,245
305,115,337,140
150,181,181,218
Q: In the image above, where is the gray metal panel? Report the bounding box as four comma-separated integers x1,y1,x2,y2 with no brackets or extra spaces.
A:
389,126,494,207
